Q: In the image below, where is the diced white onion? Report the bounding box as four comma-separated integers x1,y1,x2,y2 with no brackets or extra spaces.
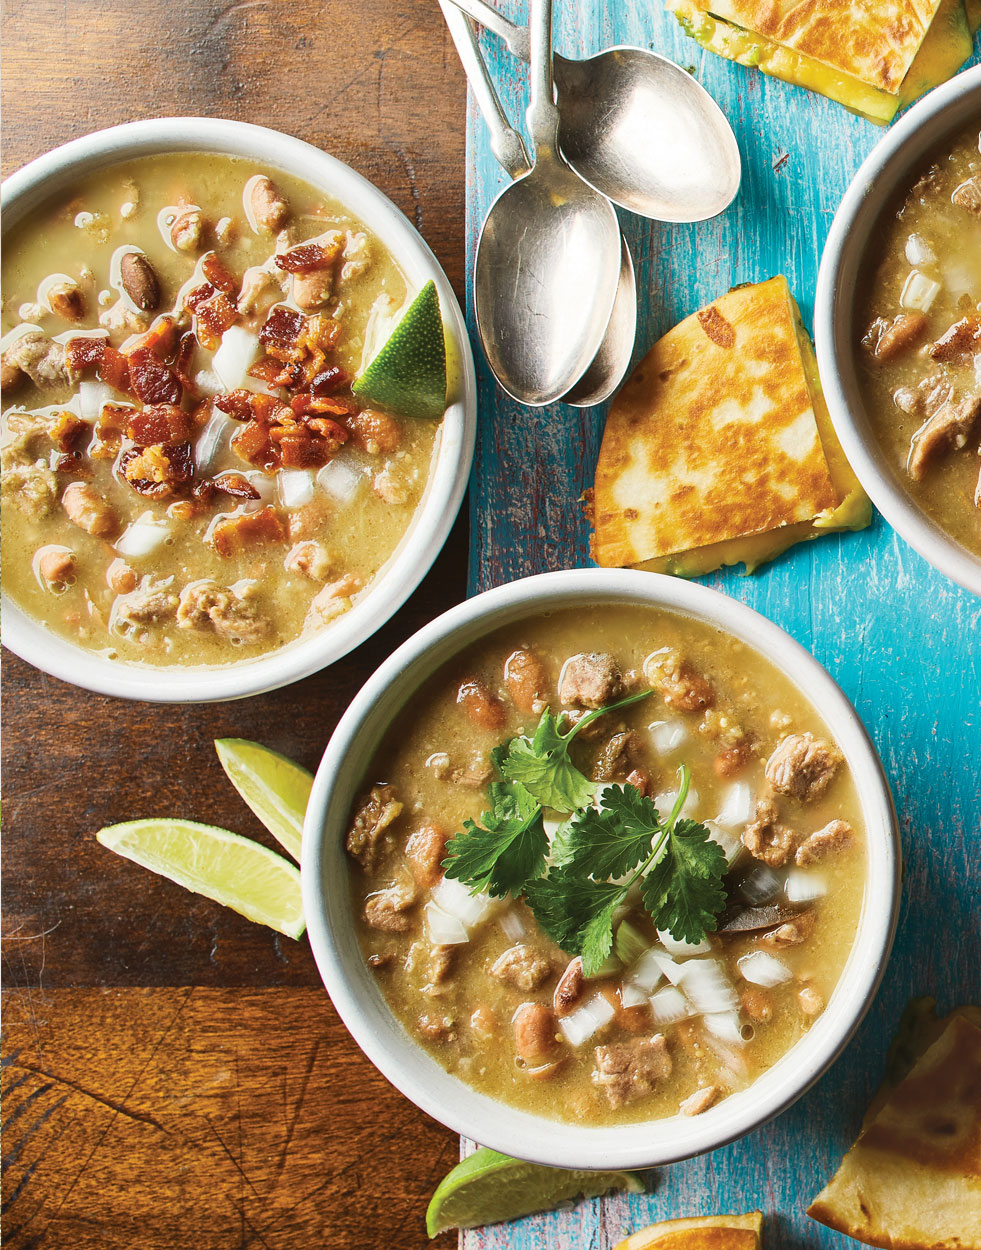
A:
678,958,739,1014
619,981,650,1009
941,262,978,300
242,470,275,506
195,406,233,472
211,325,260,390
627,948,666,993
424,901,469,945
431,876,497,928
648,985,693,1027
78,380,114,421
558,993,615,1047
738,863,782,905
900,270,941,313
654,788,700,821
194,369,223,397
715,781,754,830
115,512,173,558
657,929,712,957
703,819,744,866
649,949,686,984
318,456,364,504
498,908,526,941
702,1031,750,1077
648,720,688,755
702,1011,745,1045
278,468,316,508
904,234,936,267
738,950,793,987
785,869,828,903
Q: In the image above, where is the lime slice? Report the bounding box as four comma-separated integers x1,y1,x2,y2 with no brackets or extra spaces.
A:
96,818,305,939
426,1147,644,1236
352,279,447,419
215,738,312,863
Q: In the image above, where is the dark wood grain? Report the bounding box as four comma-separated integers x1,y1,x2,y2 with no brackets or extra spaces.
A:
1,0,467,1244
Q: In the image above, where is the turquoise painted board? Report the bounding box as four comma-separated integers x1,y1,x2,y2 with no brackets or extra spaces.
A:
461,6,980,1247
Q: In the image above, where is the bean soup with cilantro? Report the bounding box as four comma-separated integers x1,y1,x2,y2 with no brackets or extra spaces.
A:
1,153,443,666
346,604,865,1125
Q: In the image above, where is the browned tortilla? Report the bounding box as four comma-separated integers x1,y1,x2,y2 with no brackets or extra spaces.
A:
690,0,943,93
592,276,841,569
808,1014,981,1248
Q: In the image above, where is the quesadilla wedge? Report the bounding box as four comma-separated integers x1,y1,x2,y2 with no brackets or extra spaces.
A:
615,1211,763,1250
590,276,870,576
665,0,979,124
808,1008,981,1248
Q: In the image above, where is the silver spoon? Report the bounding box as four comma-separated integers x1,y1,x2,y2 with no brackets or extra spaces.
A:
448,0,741,222
439,0,635,406
459,0,623,406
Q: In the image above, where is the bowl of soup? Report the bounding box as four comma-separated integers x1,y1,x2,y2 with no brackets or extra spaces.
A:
0,117,476,700
815,67,981,598
302,569,899,1169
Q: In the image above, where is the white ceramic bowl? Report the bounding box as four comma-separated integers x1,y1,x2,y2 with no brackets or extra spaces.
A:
302,568,900,1169
815,67,981,599
0,118,477,701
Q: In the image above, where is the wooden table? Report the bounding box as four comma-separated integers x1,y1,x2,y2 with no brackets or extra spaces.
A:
1,2,466,1245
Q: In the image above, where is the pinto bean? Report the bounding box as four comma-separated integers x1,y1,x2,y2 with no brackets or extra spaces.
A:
797,983,824,1016
292,268,333,311
513,1003,559,1062
107,558,138,594
553,957,585,1017
48,280,85,322
62,482,119,538
504,648,548,714
36,545,76,586
249,175,291,232
714,741,752,777
119,252,160,312
740,985,773,1023
457,676,506,731
0,355,24,393
404,823,449,889
470,1005,497,1040
170,207,204,252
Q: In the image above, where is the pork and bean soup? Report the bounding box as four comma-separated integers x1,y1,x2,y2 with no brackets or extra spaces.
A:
860,121,981,558
1,154,443,666
346,606,865,1125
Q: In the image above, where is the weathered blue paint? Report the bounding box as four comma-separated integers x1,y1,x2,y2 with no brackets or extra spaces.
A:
462,8,980,1247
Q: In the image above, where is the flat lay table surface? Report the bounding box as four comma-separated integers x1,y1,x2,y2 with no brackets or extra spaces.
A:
1,3,979,1250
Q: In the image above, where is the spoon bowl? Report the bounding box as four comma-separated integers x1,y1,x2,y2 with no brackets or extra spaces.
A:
560,233,636,407
555,46,741,222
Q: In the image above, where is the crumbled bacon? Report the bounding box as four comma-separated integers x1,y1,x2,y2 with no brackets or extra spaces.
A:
290,392,357,417
50,410,87,453
130,316,177,359
173,331,199,395
210,505,286,556
195,472,260,501
232,419,279,471
214,388,256,420
247,357,283,383
184,282,216,314
101,346,131,392
64,337,131,393
259,305,306,357
302,314,341,353
119,441,194,498
195,290,238,342
126,346,183,405
274,242,338,273
306,417,349,442
342,408,401,454
53,451,92,476
310,365,349,395
126,403,195,445
90,404,130,459
201,252,238,294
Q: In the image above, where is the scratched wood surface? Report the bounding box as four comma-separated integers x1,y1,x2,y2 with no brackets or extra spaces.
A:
1,1,470,1245
463,9,981,1249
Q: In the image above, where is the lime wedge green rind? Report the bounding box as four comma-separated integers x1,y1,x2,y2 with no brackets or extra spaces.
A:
425,1147,645,1236
96,817,305,940
352,279,447,420
215,738,312,863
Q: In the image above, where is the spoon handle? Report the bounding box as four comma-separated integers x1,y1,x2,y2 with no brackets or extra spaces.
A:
437,0,531,179
443,0,529,61
526,0,559,158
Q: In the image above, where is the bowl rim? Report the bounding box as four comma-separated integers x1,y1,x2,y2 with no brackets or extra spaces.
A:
301,568,901,1169
814,66,981,600
0,116,477,702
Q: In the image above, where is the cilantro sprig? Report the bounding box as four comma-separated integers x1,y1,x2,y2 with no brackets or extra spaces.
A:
525,767,726,974
440,688,728,972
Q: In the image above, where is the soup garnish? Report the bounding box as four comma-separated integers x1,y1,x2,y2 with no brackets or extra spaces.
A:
1,153,446,667
346,606,865,1124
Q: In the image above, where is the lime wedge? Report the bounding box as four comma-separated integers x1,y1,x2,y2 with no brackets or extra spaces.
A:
426,1147,644,1236
352,279,447,419
215,738,312,863
96,818,305,939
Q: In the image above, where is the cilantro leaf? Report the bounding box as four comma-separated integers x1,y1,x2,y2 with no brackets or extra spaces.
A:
442,781,547,898
557,785,663,880
640,817,728,944
498,710,595,813
524,866,624,973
